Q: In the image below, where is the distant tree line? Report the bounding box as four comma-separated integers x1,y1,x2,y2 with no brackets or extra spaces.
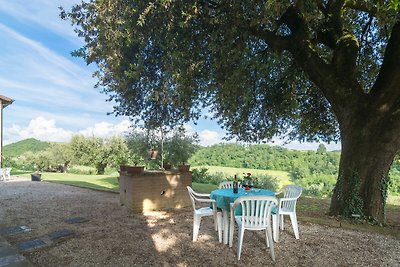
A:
7,127,198,175
189,143,400,196
189,143,340,176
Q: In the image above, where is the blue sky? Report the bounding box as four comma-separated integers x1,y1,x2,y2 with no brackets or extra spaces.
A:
0,1,340,150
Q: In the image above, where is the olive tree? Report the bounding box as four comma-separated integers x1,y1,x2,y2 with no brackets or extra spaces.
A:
62,1,400,222
70,135,129,174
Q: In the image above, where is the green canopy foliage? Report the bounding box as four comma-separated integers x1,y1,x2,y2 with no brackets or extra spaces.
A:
70,135,129,174
164,126,199,166
61,0,398,143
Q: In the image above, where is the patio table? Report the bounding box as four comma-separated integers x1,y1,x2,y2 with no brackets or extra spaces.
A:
210,187,275,244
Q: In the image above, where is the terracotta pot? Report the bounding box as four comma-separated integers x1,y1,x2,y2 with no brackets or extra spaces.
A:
178,164,190,172
120,165,128,172
126,166,145,174
163,164,172,170
150,149,158,160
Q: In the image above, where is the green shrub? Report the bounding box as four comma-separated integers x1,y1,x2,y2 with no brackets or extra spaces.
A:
255,174,279,192
388,169,400,196
191,167,223,185
191,167,209,183
298,175,336,197
67,165,96,175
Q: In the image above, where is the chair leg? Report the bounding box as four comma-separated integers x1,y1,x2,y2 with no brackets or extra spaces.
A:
193,215,201,242
237,226,244,260
229,212,234,247
272,214,279,242
280,214,284,230
217,212,222,243
266,226,275,261
289,212,299,239
214,211,218,231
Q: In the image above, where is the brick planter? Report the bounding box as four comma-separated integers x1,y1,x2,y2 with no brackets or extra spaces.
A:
118,170,192,212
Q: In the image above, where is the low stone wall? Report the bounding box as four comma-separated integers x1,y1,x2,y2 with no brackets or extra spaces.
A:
118,170,192,212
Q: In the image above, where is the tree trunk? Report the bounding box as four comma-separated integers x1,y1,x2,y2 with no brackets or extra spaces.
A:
96,164,106,175
330,121,399,222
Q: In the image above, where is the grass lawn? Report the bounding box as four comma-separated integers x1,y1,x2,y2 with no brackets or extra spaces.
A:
18,172,120,192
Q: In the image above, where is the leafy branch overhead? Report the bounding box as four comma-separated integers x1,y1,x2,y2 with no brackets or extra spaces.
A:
61,1,399,142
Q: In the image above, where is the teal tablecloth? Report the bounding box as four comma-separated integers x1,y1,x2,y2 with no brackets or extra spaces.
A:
210,188,275,214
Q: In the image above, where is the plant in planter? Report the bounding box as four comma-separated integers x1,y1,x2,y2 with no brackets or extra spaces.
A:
120,153,146,174
163,163,172,170
164,127,199,172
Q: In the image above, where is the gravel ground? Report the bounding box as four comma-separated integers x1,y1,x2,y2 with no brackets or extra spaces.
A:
0,177,399,267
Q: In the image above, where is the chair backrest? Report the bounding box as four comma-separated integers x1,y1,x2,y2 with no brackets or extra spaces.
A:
219,181,241,189
233,196,277,230
219,181,233,189
187,186,197,211
187,186,212,211
281,185,302,211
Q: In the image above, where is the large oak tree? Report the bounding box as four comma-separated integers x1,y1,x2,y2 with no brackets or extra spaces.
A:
62,0,400,222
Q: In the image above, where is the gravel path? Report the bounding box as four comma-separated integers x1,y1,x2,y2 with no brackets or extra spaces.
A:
0,177,399,266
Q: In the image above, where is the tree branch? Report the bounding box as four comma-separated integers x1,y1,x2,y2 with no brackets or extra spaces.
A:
371,17,400,105
247,26,291,53
327,0,345,35
316,0,328,15
344,0,378,16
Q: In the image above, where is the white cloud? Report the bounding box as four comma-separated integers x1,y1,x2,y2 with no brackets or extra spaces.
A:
79,120,131,138
6,117,73,144
3,117,132,145
198,130,224,146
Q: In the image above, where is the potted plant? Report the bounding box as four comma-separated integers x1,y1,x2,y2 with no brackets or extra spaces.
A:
31,171,42,181
31,164,42,181
164,127,199,172
120,154,145,174
163,163,172,170
178,164,191,172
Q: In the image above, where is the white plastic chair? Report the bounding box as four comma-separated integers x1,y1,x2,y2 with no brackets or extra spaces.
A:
219,181,241,189
4,168,11,181
272,185,302,242
229,196,278,261
186,186,222,242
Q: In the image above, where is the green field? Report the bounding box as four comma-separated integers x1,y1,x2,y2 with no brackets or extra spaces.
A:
192,165,291,187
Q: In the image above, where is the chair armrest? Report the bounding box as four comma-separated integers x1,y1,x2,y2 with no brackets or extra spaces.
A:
275,190,282,196
196,198,215,204
231,197,242,211
279,197,299,202
192,191,210,198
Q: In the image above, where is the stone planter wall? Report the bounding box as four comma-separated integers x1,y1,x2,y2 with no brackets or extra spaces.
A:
118,170,192,213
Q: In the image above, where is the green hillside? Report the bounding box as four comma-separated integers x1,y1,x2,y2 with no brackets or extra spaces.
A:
3,138,51,158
